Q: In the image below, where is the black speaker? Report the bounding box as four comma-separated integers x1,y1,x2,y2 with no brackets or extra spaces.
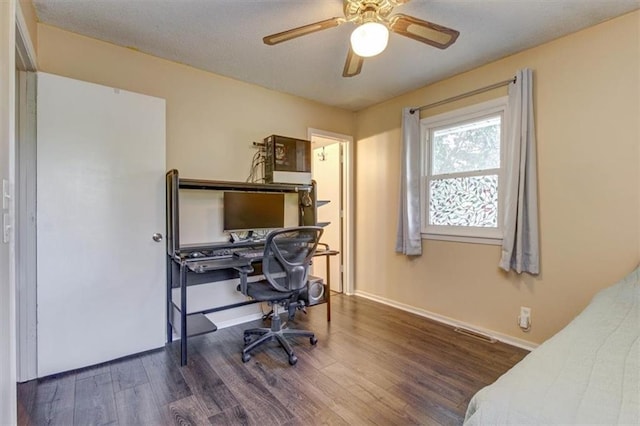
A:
302,276,326,306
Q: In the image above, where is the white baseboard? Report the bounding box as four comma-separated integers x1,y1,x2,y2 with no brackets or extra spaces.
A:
355,290,538,352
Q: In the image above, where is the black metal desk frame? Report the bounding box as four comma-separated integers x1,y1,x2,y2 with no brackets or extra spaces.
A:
165,169,337,365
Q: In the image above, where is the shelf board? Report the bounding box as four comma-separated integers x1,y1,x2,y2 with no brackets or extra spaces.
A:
186,314,218,337
171,310,218,338
317,200,331,207
178,178,311,193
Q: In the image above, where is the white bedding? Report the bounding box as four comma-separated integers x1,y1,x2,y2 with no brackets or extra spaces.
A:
464,267,640,425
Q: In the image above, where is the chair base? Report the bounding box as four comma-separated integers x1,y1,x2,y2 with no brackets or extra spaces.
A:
241,314,317,365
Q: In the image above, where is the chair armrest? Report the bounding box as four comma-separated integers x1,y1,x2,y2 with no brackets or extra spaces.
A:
234,265,254,295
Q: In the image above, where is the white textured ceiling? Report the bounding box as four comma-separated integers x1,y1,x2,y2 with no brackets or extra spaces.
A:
33,0,640,111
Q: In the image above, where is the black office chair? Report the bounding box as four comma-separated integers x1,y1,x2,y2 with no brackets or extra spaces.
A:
236,226,323,365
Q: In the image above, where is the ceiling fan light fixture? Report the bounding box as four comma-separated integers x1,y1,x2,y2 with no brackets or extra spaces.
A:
263,0,460,77
350,21,389,57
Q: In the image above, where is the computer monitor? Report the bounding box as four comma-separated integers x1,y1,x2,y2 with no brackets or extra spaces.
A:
223,191,285,232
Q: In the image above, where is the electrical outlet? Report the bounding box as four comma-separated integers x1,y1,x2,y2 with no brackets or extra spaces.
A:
518,306,531,331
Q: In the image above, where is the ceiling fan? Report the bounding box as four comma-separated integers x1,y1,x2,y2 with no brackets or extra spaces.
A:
263,0,460,78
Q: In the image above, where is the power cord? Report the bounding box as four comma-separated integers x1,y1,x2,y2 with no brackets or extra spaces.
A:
246,146,265,183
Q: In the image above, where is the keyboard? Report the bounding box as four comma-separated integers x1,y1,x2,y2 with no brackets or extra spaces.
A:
210,248,234,258
233,249,264,259
185,248,233,259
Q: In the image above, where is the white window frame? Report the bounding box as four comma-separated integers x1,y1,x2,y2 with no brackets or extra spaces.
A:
420,97,507,245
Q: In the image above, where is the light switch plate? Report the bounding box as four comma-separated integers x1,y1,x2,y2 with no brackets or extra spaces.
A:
2,179,9,209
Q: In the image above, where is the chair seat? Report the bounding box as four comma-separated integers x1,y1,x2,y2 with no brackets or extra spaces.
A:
246,280,296,302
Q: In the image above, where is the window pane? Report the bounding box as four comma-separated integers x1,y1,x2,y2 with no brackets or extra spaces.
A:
429,175,498,227
431,115,500,175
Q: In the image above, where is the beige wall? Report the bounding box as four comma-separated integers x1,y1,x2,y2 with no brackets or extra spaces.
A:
36,24,355,181
354,11,640,344
36,12,639,345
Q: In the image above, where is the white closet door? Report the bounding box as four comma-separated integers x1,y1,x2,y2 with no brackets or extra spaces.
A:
37,72,166,376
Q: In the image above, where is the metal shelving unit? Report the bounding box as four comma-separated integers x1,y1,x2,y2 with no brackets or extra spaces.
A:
165,169,320,365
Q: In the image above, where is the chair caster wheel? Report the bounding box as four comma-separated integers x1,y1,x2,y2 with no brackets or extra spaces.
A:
310,336,318,345
242,353,251,363
288,355,298,365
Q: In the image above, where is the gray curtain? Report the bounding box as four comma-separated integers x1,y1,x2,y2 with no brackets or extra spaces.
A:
395,107,422,256
499,68,540,274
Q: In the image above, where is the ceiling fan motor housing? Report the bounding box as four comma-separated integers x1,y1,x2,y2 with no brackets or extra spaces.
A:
344,0,404,23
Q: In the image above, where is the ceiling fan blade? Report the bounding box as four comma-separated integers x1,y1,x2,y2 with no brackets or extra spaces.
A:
263,17,345,45
342,48,364,78
389,14,459,49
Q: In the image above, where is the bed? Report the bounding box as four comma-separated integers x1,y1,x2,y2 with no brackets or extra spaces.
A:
464,266,639,425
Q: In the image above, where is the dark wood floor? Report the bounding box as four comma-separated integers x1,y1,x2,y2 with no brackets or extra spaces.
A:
17,294,528,426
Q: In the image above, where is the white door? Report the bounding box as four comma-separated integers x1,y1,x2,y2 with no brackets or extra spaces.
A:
37,72,166,376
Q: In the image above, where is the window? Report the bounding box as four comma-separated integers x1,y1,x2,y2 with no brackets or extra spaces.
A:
421,97,507,243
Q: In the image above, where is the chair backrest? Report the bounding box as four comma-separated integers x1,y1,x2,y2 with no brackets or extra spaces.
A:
262,226,323,293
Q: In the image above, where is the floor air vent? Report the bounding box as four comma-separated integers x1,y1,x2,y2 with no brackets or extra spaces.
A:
454,327,497,343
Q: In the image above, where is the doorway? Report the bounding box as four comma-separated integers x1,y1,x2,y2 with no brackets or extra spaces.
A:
308,129,353,295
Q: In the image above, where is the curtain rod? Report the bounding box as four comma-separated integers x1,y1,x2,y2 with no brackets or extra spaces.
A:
409,76,517,114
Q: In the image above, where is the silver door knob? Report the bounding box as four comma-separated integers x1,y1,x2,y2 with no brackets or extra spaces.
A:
152,233,163,242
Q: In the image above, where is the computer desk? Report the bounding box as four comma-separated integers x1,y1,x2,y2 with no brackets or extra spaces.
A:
167,243,339,366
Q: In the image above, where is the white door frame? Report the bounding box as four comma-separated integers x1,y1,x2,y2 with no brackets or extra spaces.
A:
1,0,36,422
15,3,37,73
1,2,17,424
307,128,354,295
15,1,37,382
